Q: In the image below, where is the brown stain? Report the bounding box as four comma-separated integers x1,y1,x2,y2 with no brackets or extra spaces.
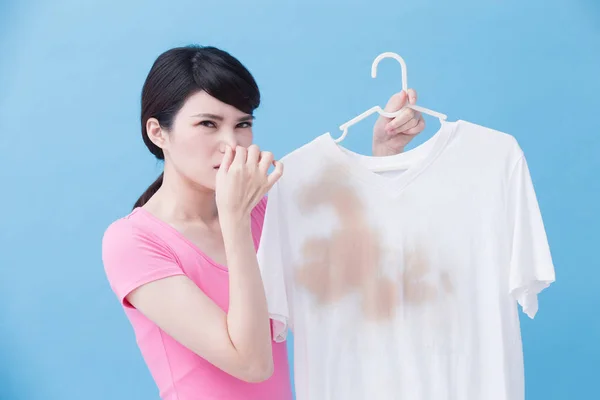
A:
295,164,453,321
400,247,454,305
401,249,437,304
361,277,398,320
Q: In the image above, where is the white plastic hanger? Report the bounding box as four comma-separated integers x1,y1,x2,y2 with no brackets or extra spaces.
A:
333,52,447,144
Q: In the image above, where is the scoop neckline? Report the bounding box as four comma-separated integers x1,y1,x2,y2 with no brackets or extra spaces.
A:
132,207,229,272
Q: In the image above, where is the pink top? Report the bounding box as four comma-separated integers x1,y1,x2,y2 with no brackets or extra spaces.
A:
101,197,292,400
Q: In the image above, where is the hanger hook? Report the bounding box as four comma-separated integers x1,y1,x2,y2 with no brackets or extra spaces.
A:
371,52,408,93
332,51,447,143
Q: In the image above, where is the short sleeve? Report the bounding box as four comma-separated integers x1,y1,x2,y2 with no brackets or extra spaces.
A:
257,182,291,342
507,154,555,318
102,219,185,308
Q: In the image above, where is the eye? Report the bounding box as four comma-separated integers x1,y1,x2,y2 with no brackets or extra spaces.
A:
198,120,216,128
237,121,253,129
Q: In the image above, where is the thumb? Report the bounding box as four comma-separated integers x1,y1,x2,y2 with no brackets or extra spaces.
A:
218,145,234,174
382,91,408,115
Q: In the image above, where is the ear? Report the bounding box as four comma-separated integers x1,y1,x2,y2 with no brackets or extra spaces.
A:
146,118,168,150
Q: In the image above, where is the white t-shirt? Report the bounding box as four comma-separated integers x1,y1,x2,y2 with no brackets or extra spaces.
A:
257,119,555,400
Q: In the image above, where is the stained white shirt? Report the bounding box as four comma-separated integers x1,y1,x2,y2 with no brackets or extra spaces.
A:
257,119,555,400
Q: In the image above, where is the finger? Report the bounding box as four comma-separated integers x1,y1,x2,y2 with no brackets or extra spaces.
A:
258,151,274,175
385,108,416,132
402,118,426,136
232,145,247,166
382,91,408,114
266,160,284,190
219,145,234,173
407,88,417,105
393,111,421,133
393,117,420,135
246,144,260,166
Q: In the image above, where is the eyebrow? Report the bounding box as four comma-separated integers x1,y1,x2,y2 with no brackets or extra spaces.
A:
191,113,255,122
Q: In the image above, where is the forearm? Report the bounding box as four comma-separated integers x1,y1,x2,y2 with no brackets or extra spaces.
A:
221,217,273,376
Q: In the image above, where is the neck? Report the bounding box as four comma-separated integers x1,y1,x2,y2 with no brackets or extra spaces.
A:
146,166,218,226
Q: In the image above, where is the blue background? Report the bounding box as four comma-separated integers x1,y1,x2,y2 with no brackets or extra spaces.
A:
1,0,598,399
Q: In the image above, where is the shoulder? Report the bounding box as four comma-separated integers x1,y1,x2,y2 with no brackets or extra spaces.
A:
101,210,185,305
455,120,523,154
282,134,327,157
102,213,137,245
101,209,176,274
102,209,155,253
451,120,524,173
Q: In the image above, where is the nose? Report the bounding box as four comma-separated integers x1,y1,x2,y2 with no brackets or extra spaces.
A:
219,132,239,153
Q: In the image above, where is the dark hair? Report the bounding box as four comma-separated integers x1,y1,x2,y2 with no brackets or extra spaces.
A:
133,45,261,209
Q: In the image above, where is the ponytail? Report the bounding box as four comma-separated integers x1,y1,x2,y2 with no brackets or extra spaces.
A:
133,172,164,210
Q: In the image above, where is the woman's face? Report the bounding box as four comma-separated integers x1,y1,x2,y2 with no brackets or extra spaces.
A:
148,91,254,191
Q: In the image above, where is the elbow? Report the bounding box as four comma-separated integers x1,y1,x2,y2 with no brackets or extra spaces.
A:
240,358,274,383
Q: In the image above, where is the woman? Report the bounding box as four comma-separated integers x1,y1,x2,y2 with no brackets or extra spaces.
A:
101,45,425,400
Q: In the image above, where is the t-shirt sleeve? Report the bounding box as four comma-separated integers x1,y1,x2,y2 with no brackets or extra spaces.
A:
102,219,185,308
506,153,555,319
256,183,292,343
